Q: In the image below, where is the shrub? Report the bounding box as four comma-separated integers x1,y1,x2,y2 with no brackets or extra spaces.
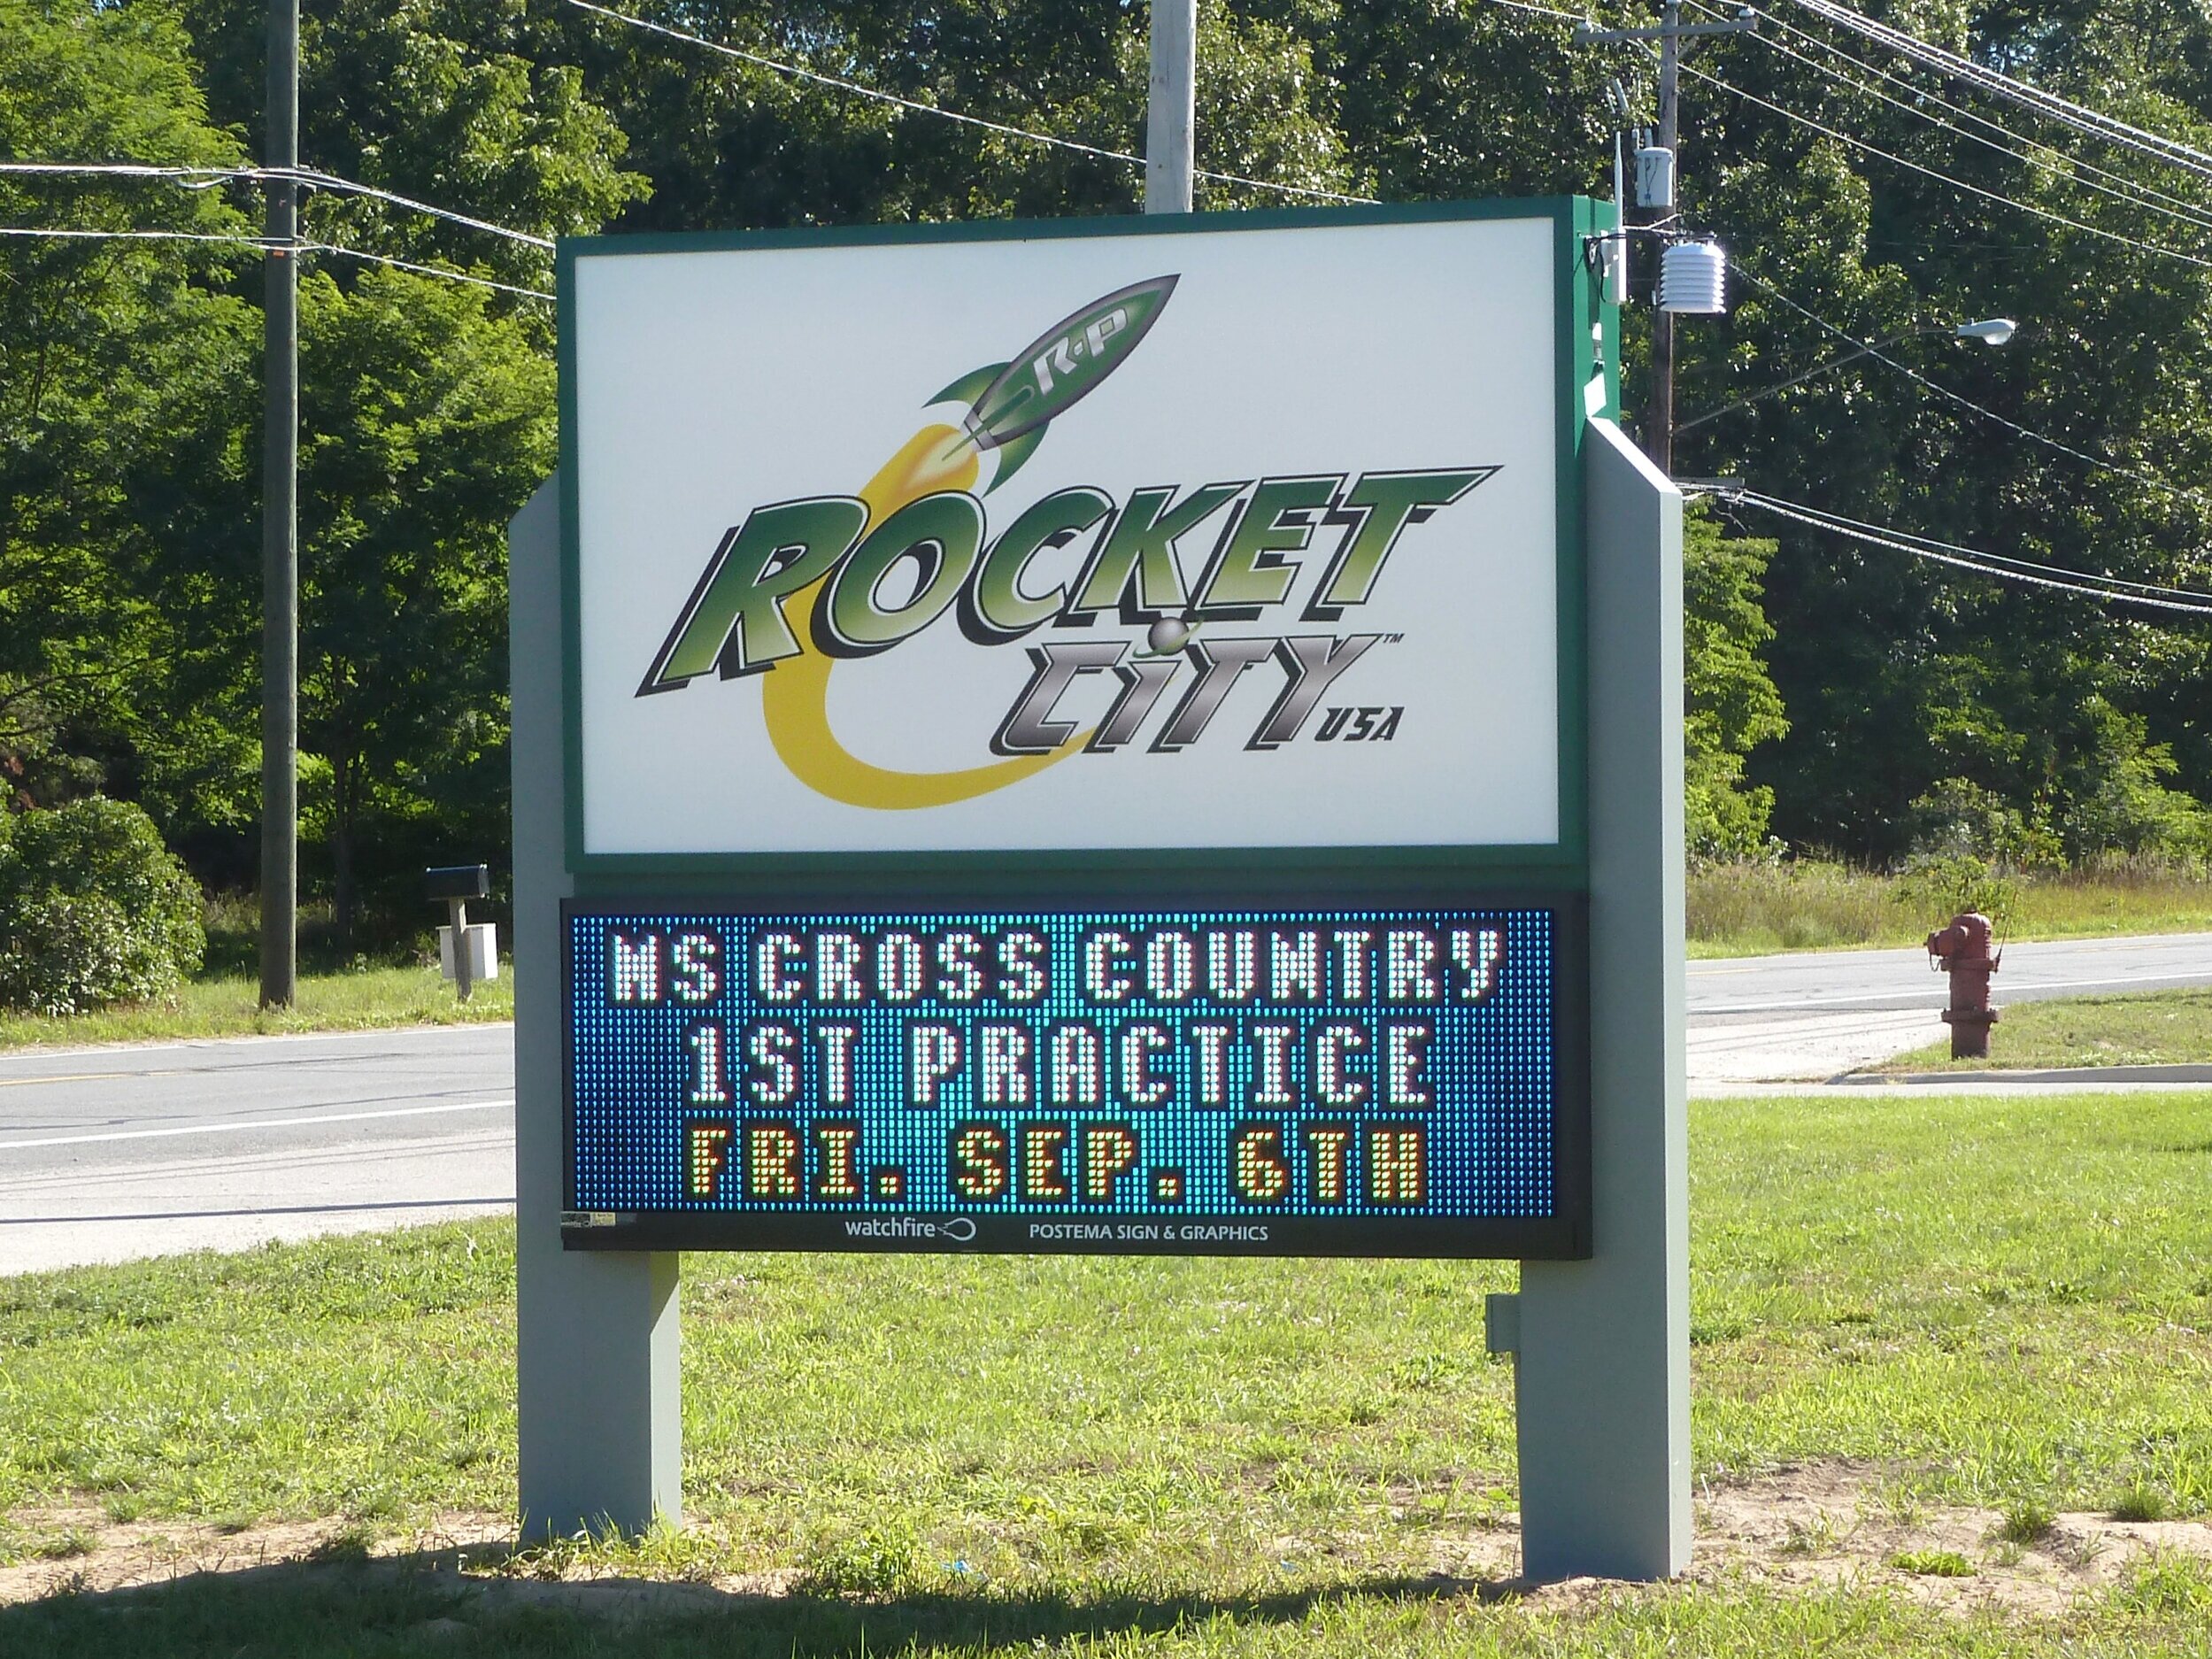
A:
1893,853,2019,931
0,798,205,1015
1902,777,2064,871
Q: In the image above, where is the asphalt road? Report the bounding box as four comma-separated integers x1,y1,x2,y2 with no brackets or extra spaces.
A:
4,931,2208,1275
1684,930,2212,1084
0,1026,512,1276
1687,929,2212,1015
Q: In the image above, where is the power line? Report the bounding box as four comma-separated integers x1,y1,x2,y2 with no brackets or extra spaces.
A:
1788,0,2212,184
1724,262,2212,515
293,171,554,250
0,222,551,297
1730,490,2212,615
1718,4,2212,235
1672,56,2212,269
0,224,273,247
0,159,248,183
1684,0,2212,241
301,241,552,299
1736,489,2212,601
1488,0,1593,22
3,158,555,249
1679,58,2212,269
564,0,1377,205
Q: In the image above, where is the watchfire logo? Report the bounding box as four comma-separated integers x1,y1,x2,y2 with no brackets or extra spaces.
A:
637,276,1498,808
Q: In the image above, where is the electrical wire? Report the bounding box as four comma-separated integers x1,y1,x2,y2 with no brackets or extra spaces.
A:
1723,4,2212,233
1729,490,2212,614
564,0,1378,205
0,224,273,247
3,158,557,249
292,171,554,250
0,159,250,183
1737,489,2212,601
1683,0,2212,240
0,222,551,297
1488,0,1593,22
1679,58,2212,269
1788,0,2212,183
1725,262,2212,515
299,241,552,299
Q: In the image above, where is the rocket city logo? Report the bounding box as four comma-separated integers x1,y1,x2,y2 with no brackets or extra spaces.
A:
638,275,1499,809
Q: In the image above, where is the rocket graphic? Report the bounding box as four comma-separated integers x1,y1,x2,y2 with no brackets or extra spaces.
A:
929,274,1178,491
674,274,1183,811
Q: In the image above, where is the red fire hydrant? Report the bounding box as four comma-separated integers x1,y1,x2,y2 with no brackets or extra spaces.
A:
1926,912,2000,1059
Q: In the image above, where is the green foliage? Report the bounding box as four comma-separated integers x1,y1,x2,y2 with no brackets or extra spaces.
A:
1684,507,1790,860
1902,777,2064,870
295,266,555,943
12,0,2212,934
0,0,258,823
1998,1497,2054,1542
1893,853,2020,930
1887,1547,1976,1578
1689,859,2212,954
1663,0,2212,865
2111,1478,2180,1523
0,797,204,1015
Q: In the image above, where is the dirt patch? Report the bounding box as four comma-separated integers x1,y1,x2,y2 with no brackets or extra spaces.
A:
1454,1461,2212,1618
4,1464,2208,1624
0,1504,508,1607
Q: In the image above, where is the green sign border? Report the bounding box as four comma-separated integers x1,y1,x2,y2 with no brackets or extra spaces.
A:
555,197,1619,903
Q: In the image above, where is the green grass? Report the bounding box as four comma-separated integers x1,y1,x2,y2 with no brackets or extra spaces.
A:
1870,986,2212,1073
6,1563,2212,1659
0,964,511,1053
0,892,511,1053
0,1091,2208,1653
1688,861,2212,957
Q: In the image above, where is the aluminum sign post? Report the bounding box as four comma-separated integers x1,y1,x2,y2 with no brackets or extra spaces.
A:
513,480,682,1538
1514,413,1690,1580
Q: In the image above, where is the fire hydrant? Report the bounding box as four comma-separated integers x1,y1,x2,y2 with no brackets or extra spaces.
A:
1926,912,2000,1059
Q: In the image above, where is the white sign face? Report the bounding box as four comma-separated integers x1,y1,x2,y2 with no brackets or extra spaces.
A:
566,212,1566,857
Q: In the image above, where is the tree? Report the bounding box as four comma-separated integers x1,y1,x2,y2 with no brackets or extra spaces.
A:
295,266,554,944
0,0,259,830
1684,507,1789,859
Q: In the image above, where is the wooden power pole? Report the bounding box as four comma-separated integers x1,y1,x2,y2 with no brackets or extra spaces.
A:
260,0,299,1007
1147,0,1196,213
1576,4,1753,475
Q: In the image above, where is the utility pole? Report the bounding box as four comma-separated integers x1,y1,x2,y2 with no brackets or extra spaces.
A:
1652,0,1681,476
1576,5,1753,475
1146,0,1196,213
260,0,299,1008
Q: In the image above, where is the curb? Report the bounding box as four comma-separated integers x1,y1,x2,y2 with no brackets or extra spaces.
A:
1836,1063,2212,1085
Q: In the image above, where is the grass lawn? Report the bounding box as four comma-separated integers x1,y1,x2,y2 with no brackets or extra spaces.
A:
0,1090,2208,1655
1872,985,2212,1073
0,965,511,1053
1688,862,2212,957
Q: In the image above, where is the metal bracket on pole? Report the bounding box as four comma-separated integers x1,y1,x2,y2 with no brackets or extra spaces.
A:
1484,1292,1522,1358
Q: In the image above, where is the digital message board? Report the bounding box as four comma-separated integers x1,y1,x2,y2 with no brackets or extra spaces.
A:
563,901,1587,1257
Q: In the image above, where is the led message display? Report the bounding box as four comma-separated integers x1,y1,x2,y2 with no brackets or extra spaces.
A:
564,903,1586,1257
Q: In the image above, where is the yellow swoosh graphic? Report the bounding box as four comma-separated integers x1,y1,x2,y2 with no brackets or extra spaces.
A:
760,423,1089,808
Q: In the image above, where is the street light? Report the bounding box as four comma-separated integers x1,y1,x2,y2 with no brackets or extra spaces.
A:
1676,317,2015,435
